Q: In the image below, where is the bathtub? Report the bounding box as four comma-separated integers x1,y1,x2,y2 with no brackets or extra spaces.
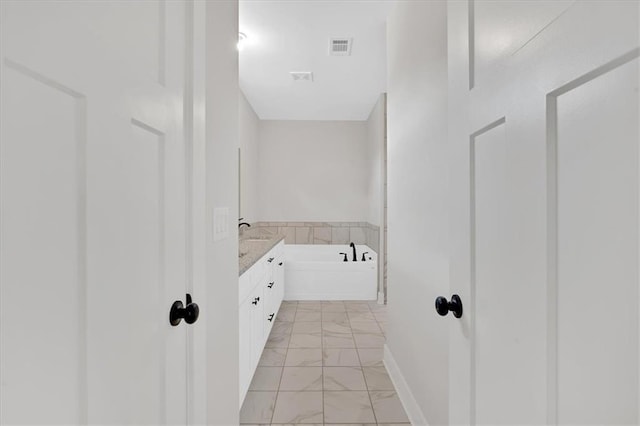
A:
284,244,377,300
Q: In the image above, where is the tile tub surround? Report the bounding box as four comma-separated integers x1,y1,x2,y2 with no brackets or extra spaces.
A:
250,222,380,254
240,301,409,425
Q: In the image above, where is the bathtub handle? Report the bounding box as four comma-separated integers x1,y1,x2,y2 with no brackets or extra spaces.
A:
252,297,260,305
267,313,275,322
361,252,369,261
339,252,348,262
267,282,274,288
267,257,274,263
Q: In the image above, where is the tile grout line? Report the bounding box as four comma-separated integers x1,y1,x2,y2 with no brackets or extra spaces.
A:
351,303,380,425
269,301,296,425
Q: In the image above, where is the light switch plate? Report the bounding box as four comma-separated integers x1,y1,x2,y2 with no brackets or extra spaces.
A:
213,207,229,241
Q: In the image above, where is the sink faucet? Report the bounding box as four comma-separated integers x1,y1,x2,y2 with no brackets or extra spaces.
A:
238,218,251,230
349,242,357,262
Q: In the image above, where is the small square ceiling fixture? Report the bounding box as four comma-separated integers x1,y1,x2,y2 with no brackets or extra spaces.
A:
329,38,352,56
290,71,314,82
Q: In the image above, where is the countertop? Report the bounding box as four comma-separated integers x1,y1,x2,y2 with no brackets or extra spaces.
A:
239,229,285,276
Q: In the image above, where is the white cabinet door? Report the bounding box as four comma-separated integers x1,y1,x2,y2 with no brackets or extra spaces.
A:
263,243,284,336
0,1,196,424
449,1,639,424
264,271,277,337
274,251,285,314
249,284,265,371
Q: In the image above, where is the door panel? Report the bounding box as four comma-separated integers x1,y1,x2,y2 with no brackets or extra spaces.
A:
555,57,639,424
0,1,193,424
471,117,547,424
126,122,168,424
472,120,518,423
473,0,573,88
449,1,640,424
0,61,86,425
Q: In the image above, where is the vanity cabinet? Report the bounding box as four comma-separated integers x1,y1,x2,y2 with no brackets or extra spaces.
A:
238,240,285,407
263,250,285,338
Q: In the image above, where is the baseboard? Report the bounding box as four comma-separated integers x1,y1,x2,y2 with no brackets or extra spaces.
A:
383,344,429,426
377,291,385,304
284,293,377,301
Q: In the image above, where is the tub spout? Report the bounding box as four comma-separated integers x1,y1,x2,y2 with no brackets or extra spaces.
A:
349,242,357,262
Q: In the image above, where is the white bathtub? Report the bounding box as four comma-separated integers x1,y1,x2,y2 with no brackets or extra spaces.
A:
284,244,377,300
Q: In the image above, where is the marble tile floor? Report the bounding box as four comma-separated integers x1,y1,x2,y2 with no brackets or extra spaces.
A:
240,300,409,426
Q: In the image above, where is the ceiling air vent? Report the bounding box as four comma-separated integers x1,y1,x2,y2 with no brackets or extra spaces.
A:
290,71,314,82
329,38,352,56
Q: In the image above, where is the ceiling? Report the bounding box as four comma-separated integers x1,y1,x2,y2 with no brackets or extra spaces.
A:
239,0,394,121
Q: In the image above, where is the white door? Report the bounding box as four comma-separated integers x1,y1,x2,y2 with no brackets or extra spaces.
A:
239,296,253,406
449,1,639,424
1,1,198,423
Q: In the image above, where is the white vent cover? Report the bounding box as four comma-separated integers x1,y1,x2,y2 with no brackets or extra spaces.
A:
329,38,352,56
290,71,314,82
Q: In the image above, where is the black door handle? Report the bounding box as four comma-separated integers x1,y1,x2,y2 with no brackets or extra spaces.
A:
435,294,463,318
170,293,200,326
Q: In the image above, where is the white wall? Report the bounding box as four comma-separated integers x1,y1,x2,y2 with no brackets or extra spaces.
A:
205,1,240,423
239,90,260,223
365,94,386,299
385,1,449,425
258,120,368,222
365,94,386,227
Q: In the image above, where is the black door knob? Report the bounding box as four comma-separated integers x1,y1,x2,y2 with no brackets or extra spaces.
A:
435,294,463,318
170,293,200,326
